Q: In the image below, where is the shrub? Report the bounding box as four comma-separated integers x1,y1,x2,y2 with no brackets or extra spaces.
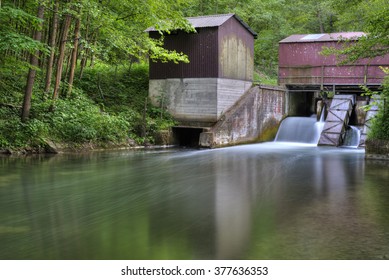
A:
0,61,174,150
33,92,131,144
366,68,389,140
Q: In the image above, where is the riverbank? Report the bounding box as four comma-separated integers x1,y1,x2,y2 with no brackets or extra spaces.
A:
0,129,175,155
0,63,177,154
0,140,133,155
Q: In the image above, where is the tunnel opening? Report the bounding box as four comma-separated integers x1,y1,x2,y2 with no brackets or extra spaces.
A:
172,127,204,147
287,90,317,116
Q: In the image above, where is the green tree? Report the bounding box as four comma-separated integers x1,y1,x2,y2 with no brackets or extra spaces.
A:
21,4,45,122
0,4,47,57
327,0,389,61
2,0,194,120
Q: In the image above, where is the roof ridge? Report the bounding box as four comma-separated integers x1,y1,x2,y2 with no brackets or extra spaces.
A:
146,13,257,38
280,32,366,43
186,13,235,19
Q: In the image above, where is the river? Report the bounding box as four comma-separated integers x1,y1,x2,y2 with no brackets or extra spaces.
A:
1,143,388,259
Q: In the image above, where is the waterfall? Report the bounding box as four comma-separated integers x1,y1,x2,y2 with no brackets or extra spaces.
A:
275,116,325,144
342,126,361,148
275,107,326,145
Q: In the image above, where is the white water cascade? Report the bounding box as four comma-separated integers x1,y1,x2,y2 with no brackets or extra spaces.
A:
342,126,361,148
275,109,325,145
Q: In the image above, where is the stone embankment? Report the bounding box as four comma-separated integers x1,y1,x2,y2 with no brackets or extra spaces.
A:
365,139,389,160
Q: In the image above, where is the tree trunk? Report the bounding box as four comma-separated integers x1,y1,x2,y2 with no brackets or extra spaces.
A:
67,16,81,97
21,4,45,122
63,50,72,91
79,49,88,79
79,14,90,79
52,13,71,101
44,0,59,98
317,10,325,33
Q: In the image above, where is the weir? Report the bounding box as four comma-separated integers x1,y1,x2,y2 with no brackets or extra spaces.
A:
274,117,324,144
275,104,325,145
274,94,370,147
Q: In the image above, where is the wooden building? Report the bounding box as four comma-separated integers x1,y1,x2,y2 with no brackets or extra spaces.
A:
279,32,389,92
278,32,389,117
147,14,257,127
279,32,389,147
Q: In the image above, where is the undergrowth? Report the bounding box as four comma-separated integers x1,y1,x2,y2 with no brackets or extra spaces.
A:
0,62,175,151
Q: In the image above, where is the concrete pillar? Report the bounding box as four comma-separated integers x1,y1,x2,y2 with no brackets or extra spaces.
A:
199,132,214,148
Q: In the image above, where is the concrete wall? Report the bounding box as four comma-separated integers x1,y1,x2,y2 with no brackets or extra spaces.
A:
149,78,251,126
217,79,252,117
200,85,287,147
365,139,389,160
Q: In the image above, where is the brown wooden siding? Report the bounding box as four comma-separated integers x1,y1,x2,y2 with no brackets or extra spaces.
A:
218,17,255,81
149,28,219,79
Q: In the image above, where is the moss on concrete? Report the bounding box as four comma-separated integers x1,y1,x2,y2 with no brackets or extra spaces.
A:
257,118,281,142
365,139,389,160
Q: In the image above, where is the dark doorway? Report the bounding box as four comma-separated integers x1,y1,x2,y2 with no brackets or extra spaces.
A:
172,127,203,147
288,91,316,116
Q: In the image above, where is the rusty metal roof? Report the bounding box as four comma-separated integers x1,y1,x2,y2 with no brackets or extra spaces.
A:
280,32,366,43
146,13,257,38
186,13,235,28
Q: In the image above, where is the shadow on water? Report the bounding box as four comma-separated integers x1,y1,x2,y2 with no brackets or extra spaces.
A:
1,143,389,259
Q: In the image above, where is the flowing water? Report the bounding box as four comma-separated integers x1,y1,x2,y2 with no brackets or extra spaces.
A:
275,116,325,144
343,126,362,148
1,144,389,260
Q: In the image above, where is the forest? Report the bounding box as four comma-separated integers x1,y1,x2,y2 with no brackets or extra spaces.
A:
0,0,388,152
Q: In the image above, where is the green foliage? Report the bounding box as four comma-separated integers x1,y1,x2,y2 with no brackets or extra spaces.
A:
0,5,48,56
76,63,149,112
364,68,389,140
253,71,277,85
43,95,130,143
369,110,389,141
0,55,174,150
2,0,389,149
0,92,131,150
320,0,389,63
79,0,195,65
76,62,176,145
0,57,30,103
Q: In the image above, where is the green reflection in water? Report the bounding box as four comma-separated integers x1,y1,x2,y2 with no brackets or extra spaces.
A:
0,144,388,260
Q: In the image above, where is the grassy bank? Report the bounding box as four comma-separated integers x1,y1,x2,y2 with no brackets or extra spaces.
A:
0,62,175,153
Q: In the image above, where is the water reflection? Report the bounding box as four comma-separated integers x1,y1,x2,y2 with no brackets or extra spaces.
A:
0,144,388,259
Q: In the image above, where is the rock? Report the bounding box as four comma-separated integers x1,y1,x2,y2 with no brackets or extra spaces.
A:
0,149,12,155
152,130,173,146
43,139,62,154
127,138,137,147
